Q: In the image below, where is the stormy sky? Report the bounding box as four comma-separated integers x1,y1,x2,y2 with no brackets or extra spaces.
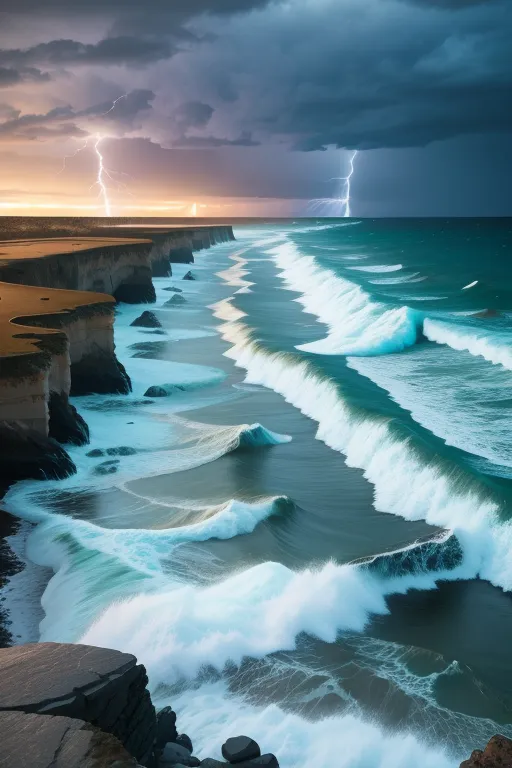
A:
0,0,511,216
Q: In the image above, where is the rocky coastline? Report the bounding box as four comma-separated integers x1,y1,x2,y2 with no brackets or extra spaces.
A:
0,224,234,494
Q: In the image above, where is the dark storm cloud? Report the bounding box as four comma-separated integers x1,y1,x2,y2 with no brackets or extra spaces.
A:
0,36,178,69
173,101,214,130
0,89,154,141
0,65,49,87
3,0,271,13
182,0,512,150
172,131,259,148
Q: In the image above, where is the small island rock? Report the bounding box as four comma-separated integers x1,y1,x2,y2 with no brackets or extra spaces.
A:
130,311,162,328
144,386,169,398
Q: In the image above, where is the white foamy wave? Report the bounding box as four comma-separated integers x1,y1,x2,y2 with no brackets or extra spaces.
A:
424,318,512,372
214,296,512,592
3,418,291,518
269,241,422,356
81,551,473,682
348,263,403,273
166,681,457,768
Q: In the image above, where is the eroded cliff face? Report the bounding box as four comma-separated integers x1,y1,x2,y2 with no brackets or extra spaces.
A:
0,239,156,305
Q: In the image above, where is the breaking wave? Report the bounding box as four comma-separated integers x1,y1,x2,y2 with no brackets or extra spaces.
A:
424,318,512,372
269,241,423,356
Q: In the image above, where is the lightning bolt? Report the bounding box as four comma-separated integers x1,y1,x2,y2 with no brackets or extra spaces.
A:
57,138,90,175
309,149,358,218
343,149,357,218
93,136,112,216
99,93,128,117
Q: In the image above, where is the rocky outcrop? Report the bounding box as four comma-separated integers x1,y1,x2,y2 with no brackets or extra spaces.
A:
0,643,157,766
0,421,76,495
0,710,141,768
131,311,162,328
48,391,90,445
460,734,512,767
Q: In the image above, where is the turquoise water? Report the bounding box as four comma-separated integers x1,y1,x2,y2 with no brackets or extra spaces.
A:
3,219,512,767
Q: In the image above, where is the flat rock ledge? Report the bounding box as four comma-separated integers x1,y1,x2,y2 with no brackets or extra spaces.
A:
0,643,156,767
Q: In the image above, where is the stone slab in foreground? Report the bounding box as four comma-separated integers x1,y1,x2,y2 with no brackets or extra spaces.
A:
0,643,156,766
0,710,140,768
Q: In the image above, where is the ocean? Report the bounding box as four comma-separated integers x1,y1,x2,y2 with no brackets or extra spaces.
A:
2,218,512,767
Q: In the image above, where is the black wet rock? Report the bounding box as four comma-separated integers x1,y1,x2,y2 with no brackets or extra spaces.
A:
71,352,131,396
48,392,90,446
0,421,76,495
164,294,187,306
131,311,162,329
156,706,178,749
183,271,196,281
199,760,225,768
161,742,199,766
222,737,261,764
106,446,137,456
144,386,169,398
94,459,120,476
86,448,105,457
163,286,183,293
177,734,194,753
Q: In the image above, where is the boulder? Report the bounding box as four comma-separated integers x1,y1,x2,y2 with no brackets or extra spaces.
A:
460,734,512,767
130,311,162,329
144,386,169,398
200,761,226,768
164,294,187,306
106,446,137,456
161,742,199,767
222,737,261,764
163,286,183,293
48,392,90,446
86,448,105,458
0,420,76,494
183,271,196,281
94,460,119,476
177,734,194,753
156,706,178,749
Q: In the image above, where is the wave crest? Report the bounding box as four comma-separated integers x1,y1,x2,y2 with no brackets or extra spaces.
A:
269,241,422,356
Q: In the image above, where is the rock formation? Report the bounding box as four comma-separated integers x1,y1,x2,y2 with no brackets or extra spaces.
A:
460,734,512,767
0,237,156,304
0,421,76,496
0,643,157,766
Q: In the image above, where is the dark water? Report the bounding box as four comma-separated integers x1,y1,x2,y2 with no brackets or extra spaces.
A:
3,219,512,767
